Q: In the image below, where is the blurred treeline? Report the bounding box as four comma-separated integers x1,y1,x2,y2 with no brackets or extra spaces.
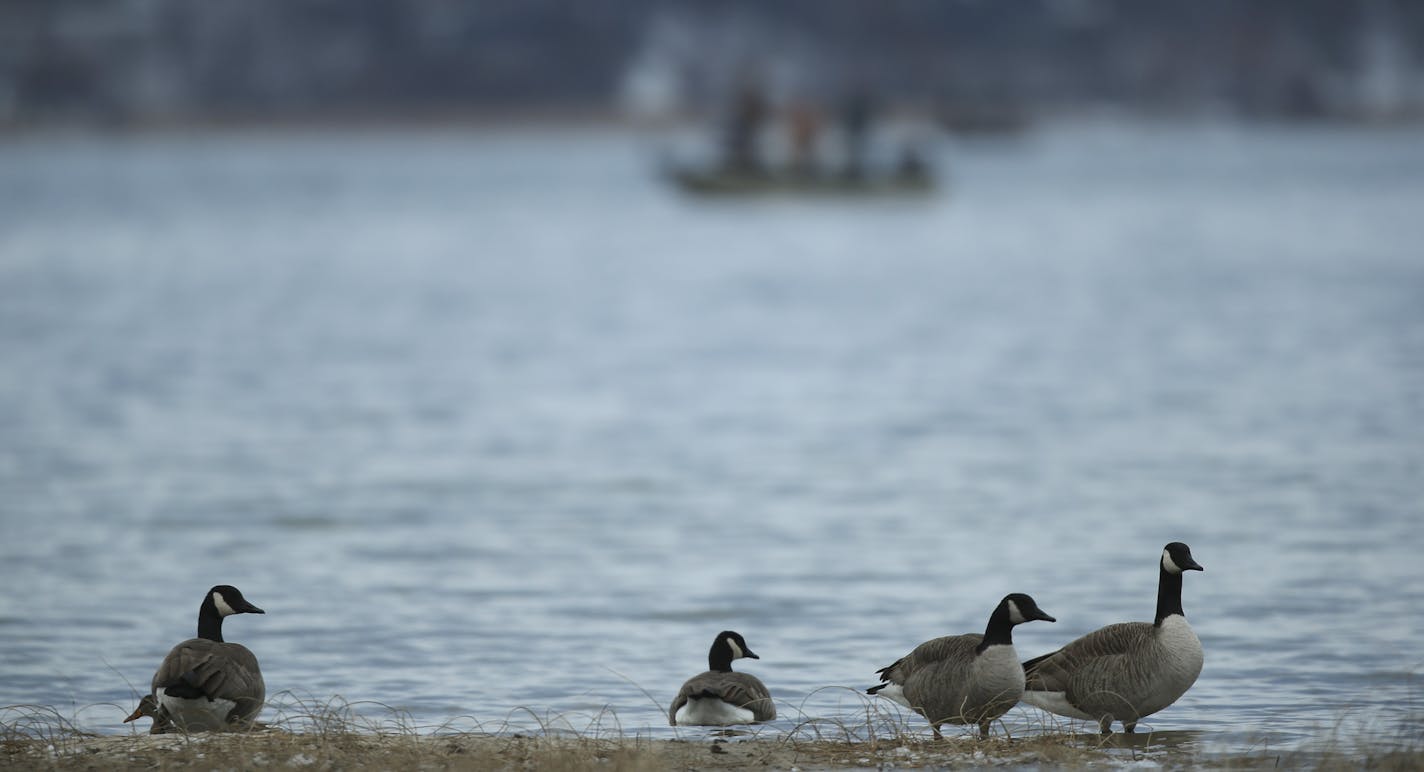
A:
1,0,1420,127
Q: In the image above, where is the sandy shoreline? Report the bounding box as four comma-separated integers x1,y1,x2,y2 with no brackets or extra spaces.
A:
0,729,1211,770
10,728,1420,770
0,734,1122,772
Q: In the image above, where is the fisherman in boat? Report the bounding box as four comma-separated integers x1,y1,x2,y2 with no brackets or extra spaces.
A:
721,73,768,175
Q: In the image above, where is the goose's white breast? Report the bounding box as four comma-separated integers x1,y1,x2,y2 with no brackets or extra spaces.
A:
674,697,756,726
155,687,237,730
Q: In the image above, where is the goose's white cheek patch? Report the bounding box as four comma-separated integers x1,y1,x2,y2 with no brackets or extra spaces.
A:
1161,550,1183,574
726,638,744,659
1006,600,1026,625
213,592,237,617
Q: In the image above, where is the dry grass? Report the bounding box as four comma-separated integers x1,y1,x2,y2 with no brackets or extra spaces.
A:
3,692,1421,770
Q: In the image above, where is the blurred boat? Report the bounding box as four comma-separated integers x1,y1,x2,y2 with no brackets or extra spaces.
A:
666,165,936,197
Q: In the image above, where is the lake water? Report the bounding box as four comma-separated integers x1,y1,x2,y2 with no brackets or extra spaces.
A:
1,119,1421,759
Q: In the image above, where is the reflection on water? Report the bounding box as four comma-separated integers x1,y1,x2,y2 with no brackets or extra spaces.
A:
1,121,1422,760
1092,728,1206,752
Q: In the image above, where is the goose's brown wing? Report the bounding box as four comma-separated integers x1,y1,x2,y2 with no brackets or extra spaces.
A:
874,634,981,686
1023,622,1152,694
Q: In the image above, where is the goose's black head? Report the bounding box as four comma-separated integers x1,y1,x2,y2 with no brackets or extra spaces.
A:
196,585,264,642
1002,593,1056,625
980,593,1054,652
1155,542,1202,625
708,630,759,672
205,585,265,617
1161,542,1204,575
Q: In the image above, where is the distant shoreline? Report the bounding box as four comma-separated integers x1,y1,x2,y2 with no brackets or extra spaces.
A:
5,105,1422,141
0,105,656,137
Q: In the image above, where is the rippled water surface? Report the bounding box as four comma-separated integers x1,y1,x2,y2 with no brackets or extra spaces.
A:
1,121,1422,756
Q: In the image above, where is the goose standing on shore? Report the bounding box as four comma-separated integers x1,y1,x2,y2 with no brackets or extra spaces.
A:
669,631,775,726
868,593,1056,739
1020,542,1204,734
126,585,267,733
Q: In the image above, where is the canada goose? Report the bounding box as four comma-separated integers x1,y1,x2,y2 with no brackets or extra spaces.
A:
868,593,1056,739
131,585,266,732
669,631,775,726
1021,542,1204,734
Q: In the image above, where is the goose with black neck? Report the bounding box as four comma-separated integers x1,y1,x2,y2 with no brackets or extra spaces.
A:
127,585,267,733
669,631,776,726
1021,542,1205,734
868,593,1056,739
